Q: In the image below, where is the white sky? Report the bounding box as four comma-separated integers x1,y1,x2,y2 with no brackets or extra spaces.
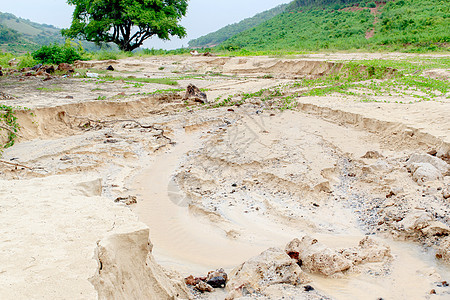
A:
0,0,291,49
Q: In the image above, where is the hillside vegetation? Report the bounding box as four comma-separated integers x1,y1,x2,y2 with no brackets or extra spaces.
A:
0,12,104,53
220,0,449,52
0,12,64,52
188,4,288,48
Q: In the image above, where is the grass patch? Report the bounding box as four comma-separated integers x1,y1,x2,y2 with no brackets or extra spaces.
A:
100,75,178,86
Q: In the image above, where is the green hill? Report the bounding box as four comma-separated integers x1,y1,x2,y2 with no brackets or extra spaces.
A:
188,3,288,48
0,12,65,52
0,12,106,53
220,0,450,52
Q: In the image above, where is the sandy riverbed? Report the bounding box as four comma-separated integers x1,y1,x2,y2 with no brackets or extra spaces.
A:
0,53,449,299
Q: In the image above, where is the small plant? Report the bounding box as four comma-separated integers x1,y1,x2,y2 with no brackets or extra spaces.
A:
96,95,107,100
0,105,19,149
158,66,165,70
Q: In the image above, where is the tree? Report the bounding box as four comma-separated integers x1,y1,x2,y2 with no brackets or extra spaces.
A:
62,0,188,52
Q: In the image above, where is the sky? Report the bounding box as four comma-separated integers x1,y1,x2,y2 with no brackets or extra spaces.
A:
0,0,291,49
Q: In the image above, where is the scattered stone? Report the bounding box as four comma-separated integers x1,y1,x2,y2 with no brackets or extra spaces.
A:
428,149,438,156
443,186,450,199
286,236,352,276
286,236,391,276
65,95,74,99
8,58,18,67
361,151,383,159
86,72,99,78
304,285,315,291
207,276,226,288
106,65,115,71
195,281,214,293
0,92,16,100
411,163,443,183
430,289,436,294
114,196,137,205
227,247,308,296
57,63,75,73
31,63,43,71
407,153,449,175
438,281,448,287
184,84,207,103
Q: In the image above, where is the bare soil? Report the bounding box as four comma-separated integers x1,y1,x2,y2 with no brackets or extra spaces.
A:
0,53,449,299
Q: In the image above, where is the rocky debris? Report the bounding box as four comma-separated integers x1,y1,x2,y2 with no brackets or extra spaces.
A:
8,58,18,67
443,186,450,199
410,163,443,183
57,63,75,73
185,268,227,294
106,65,115,71
184,84,208,103
226,247,308,298
114,196,137,205
31,63,43,71
396,210,450,238
190,50,214,57
361,151,383,159
285,236,352,276
195,281,214,293
406,154,449,183
206,268,227,288
285,236,391,276
0,92,16,100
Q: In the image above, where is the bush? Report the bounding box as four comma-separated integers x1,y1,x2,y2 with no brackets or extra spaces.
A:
367,2,376,8
32,43,82,64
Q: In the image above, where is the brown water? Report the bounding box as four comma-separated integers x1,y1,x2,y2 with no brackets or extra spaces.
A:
133,125,450,299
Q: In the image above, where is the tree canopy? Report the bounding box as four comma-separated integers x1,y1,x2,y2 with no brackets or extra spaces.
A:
62,0,188,51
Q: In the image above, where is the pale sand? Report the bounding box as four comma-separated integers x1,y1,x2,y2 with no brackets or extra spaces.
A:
0,53,449,299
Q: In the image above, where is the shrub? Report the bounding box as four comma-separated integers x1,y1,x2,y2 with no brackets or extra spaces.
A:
32,43,82,64
367,2,376,8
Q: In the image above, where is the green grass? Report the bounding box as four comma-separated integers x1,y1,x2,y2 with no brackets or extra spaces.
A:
99,75,178,86
36,86,64,92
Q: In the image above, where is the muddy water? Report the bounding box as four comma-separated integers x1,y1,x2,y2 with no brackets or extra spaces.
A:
132,127,288,274
133,123,450,299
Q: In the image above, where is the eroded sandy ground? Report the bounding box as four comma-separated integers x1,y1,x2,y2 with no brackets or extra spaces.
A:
0,54,449,299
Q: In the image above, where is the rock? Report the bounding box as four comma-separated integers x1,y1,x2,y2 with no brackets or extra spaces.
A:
285,236,352,276
443,186,450,199
286,236,391,277
407,153,449,174
195,281,214,293
340,237,391,264
207,276,226,288
86,72,99,78
0,70,2,77
106,65,114,71
114,196,137,205
31,63,43,71
436,237,450,263
185,275,200,286
410,163,443,183
57,63,74,73
421,221,450,236
8,58,18,66
361,151,383,159
41,65,55,74
304,285,315,291
399,210,432,233
184,84,208,103
227,247,308,295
